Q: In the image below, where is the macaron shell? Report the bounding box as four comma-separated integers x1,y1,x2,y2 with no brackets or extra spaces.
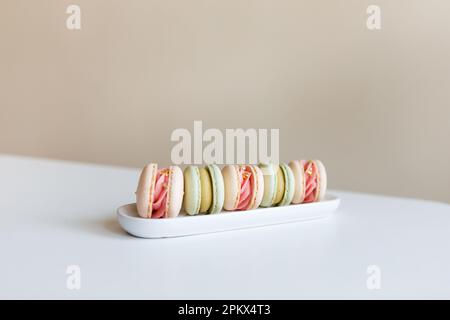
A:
166,166,184,218
315,160,327,201
208,164,225,214
135,163,157,218
222,165,240,211
182,166,201,215
273,165,285,205
250,165,264,209
278,163,295,206
288,160,306,204
259,163,277,207
199,167,213,213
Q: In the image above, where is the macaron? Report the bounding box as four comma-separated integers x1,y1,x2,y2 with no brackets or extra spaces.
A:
183,166,201,215
288,160,306,204
259,163,294,207
222,165,264,211
258,163,277,207
273,165,285,205
206,164,225,214
183,165,224,215
303,160,327,202
198,167,213,213
277,163,295,206
135,164,184,219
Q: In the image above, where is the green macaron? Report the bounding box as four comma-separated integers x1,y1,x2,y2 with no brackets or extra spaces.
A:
259,163,295,207
207,164,225,214
259,163,277,207
183,166,201,215
278,163,295,206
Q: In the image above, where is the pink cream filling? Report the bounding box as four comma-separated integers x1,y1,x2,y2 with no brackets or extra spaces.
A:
236,166,254,210
303,161,318,203
151,168,169,218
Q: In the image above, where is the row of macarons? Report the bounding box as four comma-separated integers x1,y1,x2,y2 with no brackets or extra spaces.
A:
135,160,327,219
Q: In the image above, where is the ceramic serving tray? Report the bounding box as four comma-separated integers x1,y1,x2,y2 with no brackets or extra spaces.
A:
116,194,340,238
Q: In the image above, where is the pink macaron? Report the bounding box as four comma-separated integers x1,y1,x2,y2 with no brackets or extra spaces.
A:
303,160,327,203
135,164,184,218
222,164,264,211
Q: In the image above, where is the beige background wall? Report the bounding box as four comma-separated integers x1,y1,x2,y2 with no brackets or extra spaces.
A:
1,0,449,202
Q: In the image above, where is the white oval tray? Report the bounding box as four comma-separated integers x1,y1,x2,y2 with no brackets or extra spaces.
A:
116,194,340,238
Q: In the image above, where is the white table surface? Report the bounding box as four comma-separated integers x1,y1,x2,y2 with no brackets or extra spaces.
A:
0,154,449,299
